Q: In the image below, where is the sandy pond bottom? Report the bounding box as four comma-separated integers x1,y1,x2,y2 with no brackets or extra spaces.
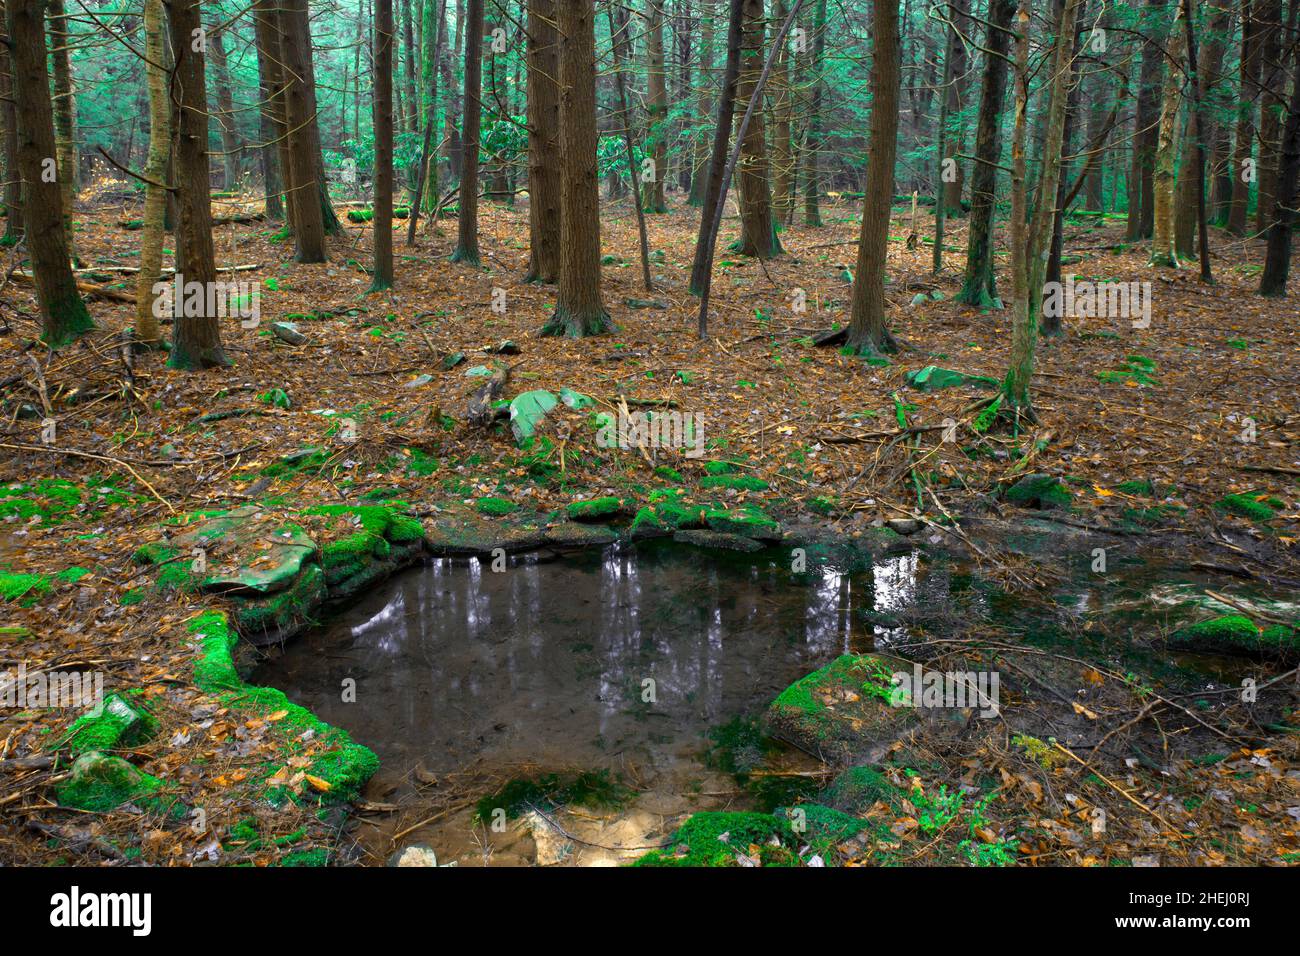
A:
253,540,921,865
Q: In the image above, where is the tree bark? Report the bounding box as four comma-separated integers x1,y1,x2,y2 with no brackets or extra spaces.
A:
1228,0,1259,235
0,0,23,246
372,0,396,289
164,0,230,370
278,0,328,261
689,0,745,293
451,0,483,264
525,0,561,279
802,0,826,226
844,0,900,356
1257,44,1300,295
1149,3,1185,268
47,0,76,254
5,0,90,347
542,0,610,336
956,0,1014,307
643,0,668,212
134,0,170,347
735,0,781,257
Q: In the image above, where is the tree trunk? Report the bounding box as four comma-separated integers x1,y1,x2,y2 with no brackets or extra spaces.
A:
47,0,76,254
207,22,242,190
1150,3,1185,268
134,0,170,347
5,0,90,347
802,0,826,226
643,0,668,212
1228,0,1259,235
956,0,1014,307
254,1,292,225
1254,0,1283,234
689,0,745,293
771,0,794,223
844,0,899,356
1004,0,1080,411
451,0,483,264
164,0,230,370
942,0,969,217
687,2,714,206
372,0,396,289
735,0,780,257
1174,2,1229,260
1257,47,1300,295
1128,0,1167,241
0,0,23,246
542,0,609,336
278,0,327,261
525,0,561,280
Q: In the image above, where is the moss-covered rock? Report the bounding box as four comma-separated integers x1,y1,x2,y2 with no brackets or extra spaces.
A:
565,496,629,521
56,752,182,816
1004,473,1073,510
475,497,518,517
704,504,782,541
58,693,159,756
1170,614,1299,661
766,654,919,765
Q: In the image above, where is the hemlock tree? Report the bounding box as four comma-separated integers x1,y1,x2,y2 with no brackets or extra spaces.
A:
164,0,230,371
5,0,92,348
843,0,900,357
277,0,327,262
451,0,484,265
371,0,396,291
542,0,610,336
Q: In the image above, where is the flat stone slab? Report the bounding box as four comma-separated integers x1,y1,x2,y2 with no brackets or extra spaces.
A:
149,506,318,596
673,529,763,552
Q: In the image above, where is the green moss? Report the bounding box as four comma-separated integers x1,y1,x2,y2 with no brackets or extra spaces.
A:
0,477,140,525
654,466,685,483
819,766,905,814
700,474,769,492
1171,614,1299,660
702,460,740,475
1214,494,1276,522
475,497,518,517
0,572,52,606
58,693,160,755
565,496,627,521
703,504,781,541
0,566,93,606
189,611,242,691
632,811,796,867
56,752,183,817
777,803,872,854
279,847,329,866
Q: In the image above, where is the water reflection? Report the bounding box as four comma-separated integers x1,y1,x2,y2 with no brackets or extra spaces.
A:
254,543,921,776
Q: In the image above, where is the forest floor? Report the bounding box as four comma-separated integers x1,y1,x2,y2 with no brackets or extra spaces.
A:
0,180,1297,867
